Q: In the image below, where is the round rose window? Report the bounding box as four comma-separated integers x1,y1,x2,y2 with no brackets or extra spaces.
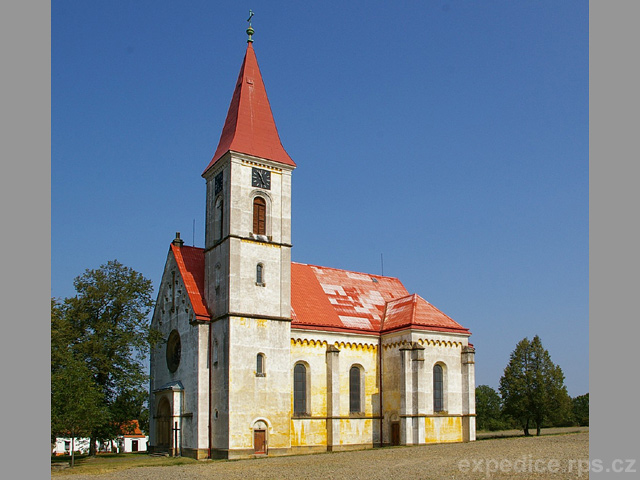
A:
166,330,181,373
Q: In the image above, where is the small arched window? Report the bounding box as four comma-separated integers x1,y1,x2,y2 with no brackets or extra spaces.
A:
256,263,264,285
253,197,266,235
349,366,362,413
433,364,444,412
293,363,307,415
256,353,265,376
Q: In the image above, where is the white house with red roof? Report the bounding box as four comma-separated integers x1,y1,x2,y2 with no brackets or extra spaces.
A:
149,24,475,460
52,421,148,455
118,420,148,453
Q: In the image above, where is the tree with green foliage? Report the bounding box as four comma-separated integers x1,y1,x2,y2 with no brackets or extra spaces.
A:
475,385,512,431
53,260,160,455
499,335,571,436
548,389,575,427
51,299,106,466
572,393,589,426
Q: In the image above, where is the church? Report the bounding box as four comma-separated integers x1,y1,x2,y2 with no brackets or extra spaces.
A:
148,24,476,460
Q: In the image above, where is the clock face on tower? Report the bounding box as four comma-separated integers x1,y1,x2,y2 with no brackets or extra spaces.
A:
252,167,271,190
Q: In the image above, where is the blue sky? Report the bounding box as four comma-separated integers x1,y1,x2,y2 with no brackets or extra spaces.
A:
52,1,588,397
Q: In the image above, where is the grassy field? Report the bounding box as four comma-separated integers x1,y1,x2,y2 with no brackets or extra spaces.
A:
51,453,200,476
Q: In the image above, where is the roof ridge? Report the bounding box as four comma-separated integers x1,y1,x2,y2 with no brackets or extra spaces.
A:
387,292,416,303
411,293,418,326
413,293,462,325
380,299,391,332
294,261,403,282
179,244,204,252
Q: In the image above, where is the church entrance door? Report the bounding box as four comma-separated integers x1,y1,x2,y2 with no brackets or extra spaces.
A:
254,430,266,454
156,397,171,452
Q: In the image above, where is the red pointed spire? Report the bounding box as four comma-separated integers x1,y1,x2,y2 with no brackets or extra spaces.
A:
203,43,295,176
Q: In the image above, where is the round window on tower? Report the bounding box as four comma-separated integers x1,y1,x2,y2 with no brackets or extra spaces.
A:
166,330,181,373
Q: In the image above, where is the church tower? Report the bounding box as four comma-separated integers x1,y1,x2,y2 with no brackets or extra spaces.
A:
201,26,295,458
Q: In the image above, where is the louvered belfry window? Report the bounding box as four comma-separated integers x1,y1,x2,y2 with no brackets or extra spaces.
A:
253,197,266,235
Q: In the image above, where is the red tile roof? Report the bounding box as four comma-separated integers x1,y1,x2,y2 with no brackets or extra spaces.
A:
203,43,295,175
291,262,409,334
120,420,146,438
381,294,470,334
167,246,470,335
171,244,210,321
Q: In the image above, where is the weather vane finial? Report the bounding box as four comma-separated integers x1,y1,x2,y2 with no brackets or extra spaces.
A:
246,10,255,43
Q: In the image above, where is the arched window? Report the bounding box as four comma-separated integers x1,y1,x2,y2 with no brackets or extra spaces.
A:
349,366,362,413
214,196,224,242
256,353,265,376
253,197,266,235
293,363,307,415
433,364,444,412
256,263,264,285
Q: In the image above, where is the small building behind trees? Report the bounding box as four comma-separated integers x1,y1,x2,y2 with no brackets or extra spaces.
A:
52,421,148,455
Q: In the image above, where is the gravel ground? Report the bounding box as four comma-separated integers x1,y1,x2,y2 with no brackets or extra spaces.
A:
61,431,590,480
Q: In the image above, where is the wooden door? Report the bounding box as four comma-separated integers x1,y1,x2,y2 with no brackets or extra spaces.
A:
254,430,266,454
156,398,171,451
391,422,400,446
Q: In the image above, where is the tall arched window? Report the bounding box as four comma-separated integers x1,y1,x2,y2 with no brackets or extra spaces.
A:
293,363,307,415
214,196,224,242
253,197,266,235
349,366,362,413
433,364,444,412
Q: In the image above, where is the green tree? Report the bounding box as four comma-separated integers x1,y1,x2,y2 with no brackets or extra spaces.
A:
61,260,159,455
549,389,575,427
499,335,570,436
51,299,106,466
475,385,511,431
572,393,589,426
